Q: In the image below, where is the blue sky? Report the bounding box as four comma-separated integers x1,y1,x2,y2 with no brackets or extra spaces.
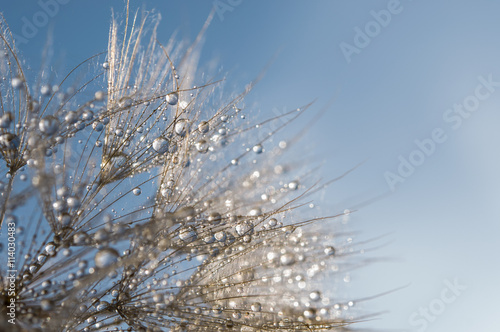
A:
2,1,499,331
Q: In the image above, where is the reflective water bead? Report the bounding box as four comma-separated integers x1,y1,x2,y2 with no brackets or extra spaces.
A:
94,248,119,268
11,77,23,89
58,214,71,227
280,253,295,266
174,120,189,137
65,111,78,124
250,302,261,312
208,212,222,225
324,246,335,256
198,121,209,134
309,291,321,302
92,122,104,131
195,140,209,153
39,116,60,135
94,91,105,101
166,93,178,105
252,144,263,154
288,180,299,190
132,187,142,196
67,196,80,208
178,227,197,243
152,137,169,154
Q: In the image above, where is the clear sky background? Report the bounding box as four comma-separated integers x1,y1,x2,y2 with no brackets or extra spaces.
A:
2,1,499,331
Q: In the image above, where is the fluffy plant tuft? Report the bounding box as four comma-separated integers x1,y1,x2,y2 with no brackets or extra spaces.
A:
0,5,369,332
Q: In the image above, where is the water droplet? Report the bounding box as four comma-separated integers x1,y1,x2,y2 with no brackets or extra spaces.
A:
41,299,54,311
152,137,169,154
288,180,299,190
178,227,197,243
67,196,80,208
324,246,335,256
39,116,59,135
309,291,321,302
252,144,263,154
235,221,254,236
65,111,78,124
73,231,91,245
132,187,141,196
82,110,94,121
251,302,261,312
94,248,119,268
268,218,278,227
174,120,189,137
195,140,209,153
280,253,295,266
198,121,209,134
166,93,178,105
11,77,23,89
208,212,222,225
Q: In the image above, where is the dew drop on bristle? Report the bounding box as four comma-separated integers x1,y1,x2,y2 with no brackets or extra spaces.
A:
174,120,189,137
94,248,119,268
324,246,336,256
252,144,263,154
198,121,209,134
132,187,141,196
152,137,169,154
39,116,60,135
166,93,178,105
11,77,23,89
195,140,209,153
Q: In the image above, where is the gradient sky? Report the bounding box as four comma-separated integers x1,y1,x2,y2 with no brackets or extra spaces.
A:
2,1,499,331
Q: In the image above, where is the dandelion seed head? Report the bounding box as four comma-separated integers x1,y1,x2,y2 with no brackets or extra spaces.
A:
0,4,369,331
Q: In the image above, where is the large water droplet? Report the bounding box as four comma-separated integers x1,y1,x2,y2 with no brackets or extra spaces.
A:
95,248,119,268
152,137,169,154
166,93,178,105
198,121,209,134
174,120,189,137
195,140,209,153
39,116,60,135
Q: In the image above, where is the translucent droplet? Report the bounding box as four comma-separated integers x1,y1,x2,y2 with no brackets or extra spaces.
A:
11,77,23,89
152,137,169,154
94,248,119,268
132,187,141,196
251,302,262,312
40,299,54,311
252,144,263,154
208,212,222,225
324,246,335,256
268,218,278,227
174,120,189,137
309,291,321,302
67,196,80,208
39,116,59,135
65,111,78,124
235,221,254,236
198,121,209,134
195,140,209,153
178,227,197,243
288,180,299,190
73,231,91,245
166,93,178,105
280,253,295,266
82,110,94,121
